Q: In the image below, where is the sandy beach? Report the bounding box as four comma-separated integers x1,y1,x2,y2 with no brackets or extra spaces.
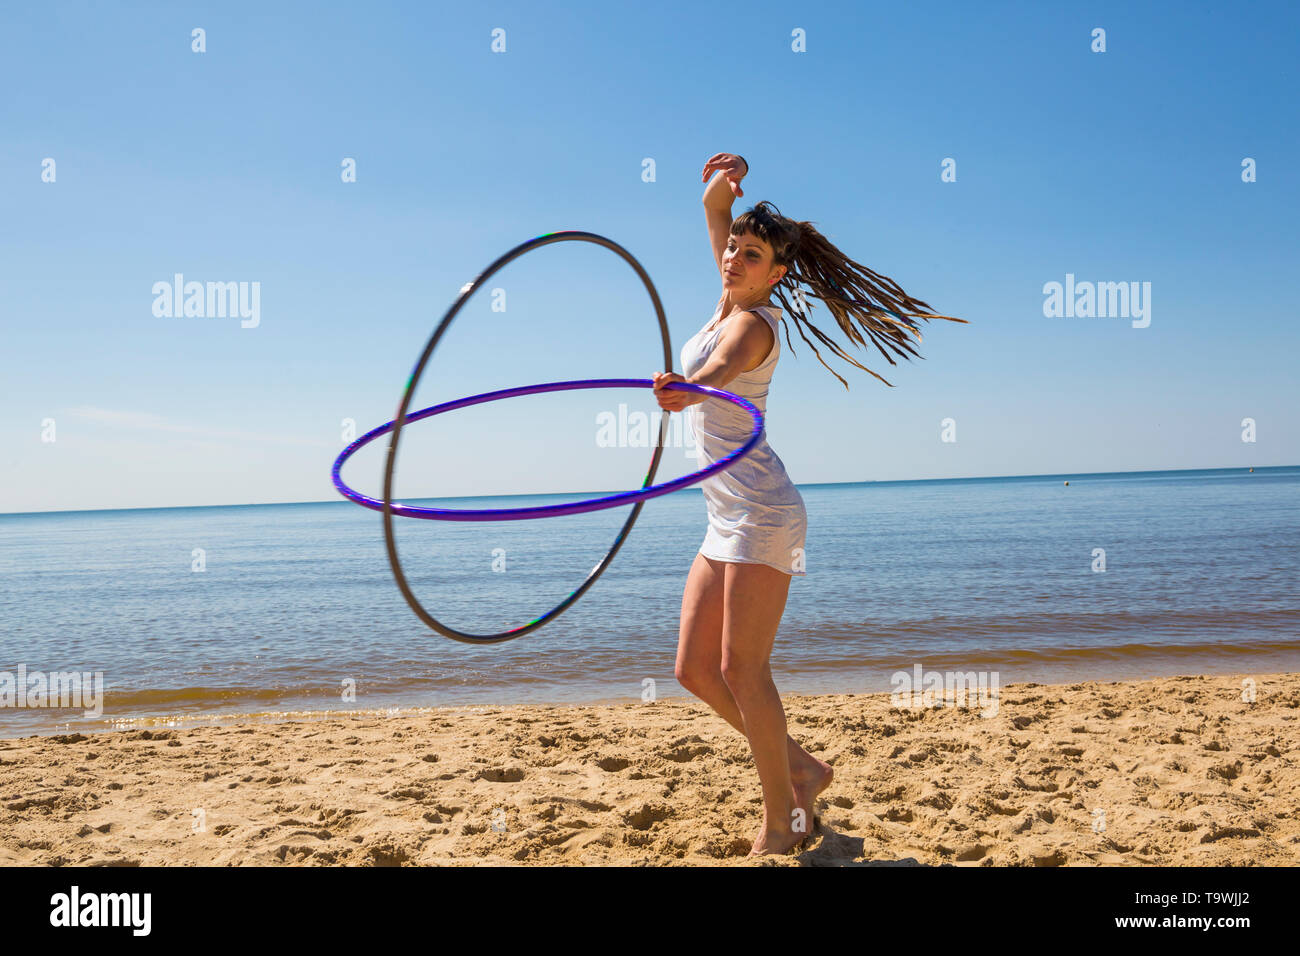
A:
1,671,1296,866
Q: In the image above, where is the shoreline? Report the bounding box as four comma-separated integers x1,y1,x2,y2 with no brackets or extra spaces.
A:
2,671,1296,866
2,658,1294,741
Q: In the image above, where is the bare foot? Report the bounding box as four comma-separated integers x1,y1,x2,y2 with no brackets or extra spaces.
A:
790,755,833,835
748,823,807,857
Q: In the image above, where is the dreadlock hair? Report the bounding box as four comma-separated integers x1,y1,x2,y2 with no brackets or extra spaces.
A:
729,200,967,388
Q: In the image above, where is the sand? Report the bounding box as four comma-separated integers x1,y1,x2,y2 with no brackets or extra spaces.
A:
1,672,1296,866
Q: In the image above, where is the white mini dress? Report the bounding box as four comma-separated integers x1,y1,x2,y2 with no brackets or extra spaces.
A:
679,295,808,576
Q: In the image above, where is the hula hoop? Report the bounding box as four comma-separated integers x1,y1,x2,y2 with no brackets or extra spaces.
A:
331,378,764,521
339,230,763,645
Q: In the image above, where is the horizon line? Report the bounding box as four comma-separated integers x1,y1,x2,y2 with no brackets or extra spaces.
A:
1,463,1291,518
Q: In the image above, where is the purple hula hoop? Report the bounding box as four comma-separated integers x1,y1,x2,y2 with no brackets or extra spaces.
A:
331,377,765,521
332,229,766,644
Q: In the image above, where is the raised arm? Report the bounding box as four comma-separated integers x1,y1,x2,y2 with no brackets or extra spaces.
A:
701,153,748,278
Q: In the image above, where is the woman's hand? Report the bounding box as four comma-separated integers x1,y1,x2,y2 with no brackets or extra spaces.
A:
652,371,696,413
701,152,747,198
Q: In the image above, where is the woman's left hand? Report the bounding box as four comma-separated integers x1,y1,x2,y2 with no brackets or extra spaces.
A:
652,371,695,413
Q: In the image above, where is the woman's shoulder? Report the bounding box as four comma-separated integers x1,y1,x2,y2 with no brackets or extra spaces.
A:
741,305,779,369
737,303,780,327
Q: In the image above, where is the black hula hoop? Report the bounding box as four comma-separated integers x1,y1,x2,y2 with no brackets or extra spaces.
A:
383,230,674,644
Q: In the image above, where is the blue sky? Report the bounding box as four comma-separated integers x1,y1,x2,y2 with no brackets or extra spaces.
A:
2,0,1296,513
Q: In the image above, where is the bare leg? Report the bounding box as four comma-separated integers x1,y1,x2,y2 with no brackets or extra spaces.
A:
674,554,831,789
674,553,833,845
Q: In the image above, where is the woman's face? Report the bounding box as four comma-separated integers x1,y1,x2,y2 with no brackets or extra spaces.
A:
723,232,785,296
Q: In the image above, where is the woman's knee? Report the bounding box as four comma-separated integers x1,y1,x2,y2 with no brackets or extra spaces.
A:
675,658,721,694
720,660,771,696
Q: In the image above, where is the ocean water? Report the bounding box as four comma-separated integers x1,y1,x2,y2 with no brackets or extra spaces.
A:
1,466,1297,737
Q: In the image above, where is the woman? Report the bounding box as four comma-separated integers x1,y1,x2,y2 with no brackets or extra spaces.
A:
652,152,964,856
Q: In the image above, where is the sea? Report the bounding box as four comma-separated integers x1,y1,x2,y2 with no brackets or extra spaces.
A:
1,466,1296,737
